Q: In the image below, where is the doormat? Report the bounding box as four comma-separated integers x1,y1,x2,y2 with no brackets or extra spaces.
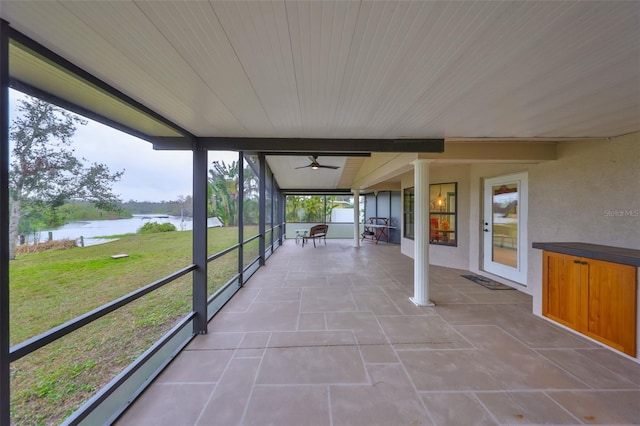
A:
461,274,515,290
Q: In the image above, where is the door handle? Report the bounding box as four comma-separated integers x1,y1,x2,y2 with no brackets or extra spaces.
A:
483,228,489,232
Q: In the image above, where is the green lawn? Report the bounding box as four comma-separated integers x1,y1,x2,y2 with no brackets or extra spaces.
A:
10,226,252,425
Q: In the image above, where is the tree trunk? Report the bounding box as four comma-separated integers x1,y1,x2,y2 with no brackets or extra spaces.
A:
8,198,21,260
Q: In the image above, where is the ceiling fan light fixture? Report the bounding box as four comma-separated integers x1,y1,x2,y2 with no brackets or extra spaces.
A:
295,155,340,170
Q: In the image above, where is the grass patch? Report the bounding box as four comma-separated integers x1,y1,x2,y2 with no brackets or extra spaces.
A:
10,226,252,425
91,233,135,239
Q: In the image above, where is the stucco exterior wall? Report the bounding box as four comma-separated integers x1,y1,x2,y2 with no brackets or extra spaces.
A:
399,134,639,360
528,133,640,361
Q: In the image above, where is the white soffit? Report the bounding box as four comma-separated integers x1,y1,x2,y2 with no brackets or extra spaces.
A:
266,155,347,190
9,41,184,138
2,0,639,140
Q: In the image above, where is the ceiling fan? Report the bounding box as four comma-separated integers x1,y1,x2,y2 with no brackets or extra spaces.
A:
295,155,340,170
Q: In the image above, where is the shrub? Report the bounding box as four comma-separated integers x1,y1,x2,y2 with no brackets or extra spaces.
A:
137,222,176,234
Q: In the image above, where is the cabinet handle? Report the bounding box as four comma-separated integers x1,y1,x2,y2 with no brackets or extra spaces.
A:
573,260,581,264
580,261,588,265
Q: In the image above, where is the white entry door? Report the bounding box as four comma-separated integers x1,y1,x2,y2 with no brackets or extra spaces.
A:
482,172,528,285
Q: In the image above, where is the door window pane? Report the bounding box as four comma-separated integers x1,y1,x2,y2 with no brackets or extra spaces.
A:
491,184,518,267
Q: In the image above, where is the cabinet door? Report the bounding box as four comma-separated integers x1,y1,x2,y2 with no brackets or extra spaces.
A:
543,252,581,329
582,259,637,357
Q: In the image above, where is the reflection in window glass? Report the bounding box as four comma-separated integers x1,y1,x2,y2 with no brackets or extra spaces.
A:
491,183,518,268
429,182,457,246
403,187,415,239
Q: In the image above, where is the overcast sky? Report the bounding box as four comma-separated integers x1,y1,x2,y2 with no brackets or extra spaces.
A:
10,89,237,202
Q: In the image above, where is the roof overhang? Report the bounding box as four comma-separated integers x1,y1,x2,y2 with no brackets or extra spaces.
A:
8,30,190,141
2,1,638,192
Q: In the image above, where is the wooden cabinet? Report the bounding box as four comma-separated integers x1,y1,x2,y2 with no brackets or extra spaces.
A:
542,251,637,357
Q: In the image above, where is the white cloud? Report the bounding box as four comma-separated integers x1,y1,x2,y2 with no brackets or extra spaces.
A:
73,123,193,202
10,89,238,202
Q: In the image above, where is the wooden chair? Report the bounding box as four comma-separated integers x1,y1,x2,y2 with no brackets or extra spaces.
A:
302,224,328,247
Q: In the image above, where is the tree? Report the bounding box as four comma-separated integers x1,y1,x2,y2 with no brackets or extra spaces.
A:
9,96,124,259
207,159,261,226
208,160,239,226
285,195,330,223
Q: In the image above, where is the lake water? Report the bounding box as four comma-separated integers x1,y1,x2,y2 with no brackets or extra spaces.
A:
38,215,223,246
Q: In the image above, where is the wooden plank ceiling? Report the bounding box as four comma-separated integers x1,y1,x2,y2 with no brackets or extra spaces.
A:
2,1,639,190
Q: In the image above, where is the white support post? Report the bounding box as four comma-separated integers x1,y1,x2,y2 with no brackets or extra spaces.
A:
352,189,361,248
410,159,435,307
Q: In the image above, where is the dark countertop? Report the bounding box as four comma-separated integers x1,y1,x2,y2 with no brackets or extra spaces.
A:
532,242,640,267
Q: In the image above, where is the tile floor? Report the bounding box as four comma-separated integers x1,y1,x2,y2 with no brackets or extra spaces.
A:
117,239,640,425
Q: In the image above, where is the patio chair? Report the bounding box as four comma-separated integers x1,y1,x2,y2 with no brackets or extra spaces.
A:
302,224,328,247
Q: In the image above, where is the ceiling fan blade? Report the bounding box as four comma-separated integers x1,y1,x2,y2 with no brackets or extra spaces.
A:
317,164,340,169
295,164,313,169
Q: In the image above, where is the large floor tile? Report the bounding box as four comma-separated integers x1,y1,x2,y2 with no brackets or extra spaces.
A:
476,391,581,425
209,300,299,332
378,315,472,349
235,332,270,357
221,288,260,312
547,390,640,424
253,287,302,302
359,344,398,363
430,288,476,304
196,358,260,425
353,292,403,315
244,385,330,426
435,303,504,325
421,393,497,426
117,240,640,426
300,287,357,312
155,349,233,383
574,348,640,387
538,349,639,389
326,311,388,344
256,346,368,385
118,383,214,426
330,364,429,426
297,312,326,330
398,350,504,391
497,309,596,349
455,325,589,390
282,277,328,288
268,330,356,347
186,332,244,351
